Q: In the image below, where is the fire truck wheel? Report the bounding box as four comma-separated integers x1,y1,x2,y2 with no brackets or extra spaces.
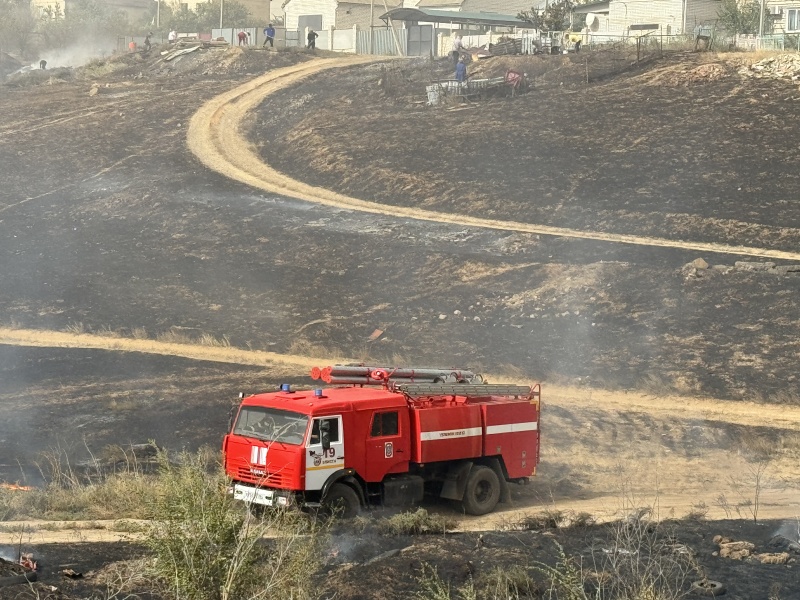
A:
324,483,361,519
462,465,501,516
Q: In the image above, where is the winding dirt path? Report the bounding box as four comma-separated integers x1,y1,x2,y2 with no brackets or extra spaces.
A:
187,57,800,261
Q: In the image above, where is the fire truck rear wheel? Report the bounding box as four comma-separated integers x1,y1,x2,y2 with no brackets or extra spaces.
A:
324,483,361,519
462,465,501,516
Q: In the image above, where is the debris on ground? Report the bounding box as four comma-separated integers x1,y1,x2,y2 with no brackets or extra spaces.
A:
753,552,791,564
60,568,83,579
19,553,37,571
739,54,800,82
683,63,729,84
713,535,755,559
0,557,27,577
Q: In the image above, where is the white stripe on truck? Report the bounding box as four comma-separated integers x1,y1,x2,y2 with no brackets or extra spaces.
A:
420,427,483,441
486,422,538,434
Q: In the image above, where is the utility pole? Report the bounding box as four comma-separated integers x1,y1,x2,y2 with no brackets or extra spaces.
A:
758,0,766,38
156,0,160,29
369,0,374,54
220,0,224,29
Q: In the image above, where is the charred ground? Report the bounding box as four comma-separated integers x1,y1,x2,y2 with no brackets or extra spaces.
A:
1,47,800,599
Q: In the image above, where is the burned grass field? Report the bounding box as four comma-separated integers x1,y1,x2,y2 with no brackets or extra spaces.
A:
255,52,800,251
2,45,800,599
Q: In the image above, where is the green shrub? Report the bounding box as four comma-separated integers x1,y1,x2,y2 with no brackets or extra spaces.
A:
143,449,322,600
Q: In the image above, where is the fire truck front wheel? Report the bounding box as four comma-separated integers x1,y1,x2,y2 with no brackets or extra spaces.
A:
323,483,361,519
462,465,501,516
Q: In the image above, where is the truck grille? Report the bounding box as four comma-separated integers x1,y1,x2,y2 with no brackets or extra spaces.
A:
236,466,294,488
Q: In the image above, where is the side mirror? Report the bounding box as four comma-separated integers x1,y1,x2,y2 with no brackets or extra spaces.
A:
319,420,331,451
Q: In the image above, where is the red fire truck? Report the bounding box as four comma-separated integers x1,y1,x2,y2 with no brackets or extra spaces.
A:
223,365,540,517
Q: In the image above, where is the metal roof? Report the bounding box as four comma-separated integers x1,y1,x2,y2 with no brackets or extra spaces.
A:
571,0,609,14
380,7,528,27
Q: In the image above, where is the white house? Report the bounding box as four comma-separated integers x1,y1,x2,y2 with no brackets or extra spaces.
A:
284,0,401,29
572,0,720,35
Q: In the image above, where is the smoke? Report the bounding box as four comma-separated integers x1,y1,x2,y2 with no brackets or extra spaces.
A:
36,39,116,70
0,545,18,562
773,519,800,542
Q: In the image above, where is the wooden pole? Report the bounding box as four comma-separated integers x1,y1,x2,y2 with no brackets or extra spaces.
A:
382,0,404,56
369,0,374,53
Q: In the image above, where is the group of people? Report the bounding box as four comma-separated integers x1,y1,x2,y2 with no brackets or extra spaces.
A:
148,24,322,52
451,34,469,82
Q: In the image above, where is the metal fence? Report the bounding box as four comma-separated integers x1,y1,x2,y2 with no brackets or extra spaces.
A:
356,29,406,56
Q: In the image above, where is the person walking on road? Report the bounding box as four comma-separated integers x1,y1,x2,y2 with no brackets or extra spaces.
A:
263,24,275,48
307,29,318,50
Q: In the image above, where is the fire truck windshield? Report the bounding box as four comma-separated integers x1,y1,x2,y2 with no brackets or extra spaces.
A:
233,407,308,445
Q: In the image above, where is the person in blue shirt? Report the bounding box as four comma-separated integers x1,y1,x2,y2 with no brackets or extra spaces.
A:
263,24,275,48
455,57,468,82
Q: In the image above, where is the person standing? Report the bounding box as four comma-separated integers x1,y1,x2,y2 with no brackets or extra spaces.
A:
144,32,152,51
450,33,464,66
455,56,467,82
263,23,275,48
39,59,47,70
168,29,177,44
307,29,318,50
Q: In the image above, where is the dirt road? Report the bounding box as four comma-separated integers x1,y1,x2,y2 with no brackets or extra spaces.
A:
188,58,800,261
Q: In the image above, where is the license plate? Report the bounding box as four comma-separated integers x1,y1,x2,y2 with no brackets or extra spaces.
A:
234,484,275,506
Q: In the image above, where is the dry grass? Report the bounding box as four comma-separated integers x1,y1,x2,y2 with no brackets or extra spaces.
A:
376,508,456,536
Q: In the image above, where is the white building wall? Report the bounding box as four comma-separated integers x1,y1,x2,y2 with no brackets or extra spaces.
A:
765,2,800,33
609,0,682,33
284,0,337,29
685,0,720,30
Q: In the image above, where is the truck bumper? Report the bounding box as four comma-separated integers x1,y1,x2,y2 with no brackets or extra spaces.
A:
230,483,297,508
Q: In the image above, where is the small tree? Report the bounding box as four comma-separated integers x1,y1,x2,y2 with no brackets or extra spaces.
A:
0,0,39,56
717,0,761,35
518,0,574,31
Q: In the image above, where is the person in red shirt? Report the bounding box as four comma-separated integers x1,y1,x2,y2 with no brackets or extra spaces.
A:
237,31,249,46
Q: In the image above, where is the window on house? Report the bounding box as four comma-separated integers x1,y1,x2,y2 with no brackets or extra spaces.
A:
370,411,399,437
789,9,800,32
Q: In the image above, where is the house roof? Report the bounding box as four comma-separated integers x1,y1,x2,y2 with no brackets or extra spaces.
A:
380,6,527,25
338,0,402,5
461,0,545,14
571,0,609,14
417,0,463,7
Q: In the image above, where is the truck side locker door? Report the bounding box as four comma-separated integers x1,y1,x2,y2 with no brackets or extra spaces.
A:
364,409,410,482
305,415,345,491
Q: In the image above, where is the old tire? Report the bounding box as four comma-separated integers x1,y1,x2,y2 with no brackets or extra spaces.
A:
691,580,726,597
462,465,501,516
323,483,361,519
0,572,37,588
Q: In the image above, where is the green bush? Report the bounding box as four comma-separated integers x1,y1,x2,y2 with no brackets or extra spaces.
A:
143,449,323,600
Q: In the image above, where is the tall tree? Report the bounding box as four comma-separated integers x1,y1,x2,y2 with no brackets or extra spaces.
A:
716,0,761,35
518,0,574,31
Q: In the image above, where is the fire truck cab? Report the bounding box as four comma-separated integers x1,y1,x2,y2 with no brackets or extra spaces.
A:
223,366,540,517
